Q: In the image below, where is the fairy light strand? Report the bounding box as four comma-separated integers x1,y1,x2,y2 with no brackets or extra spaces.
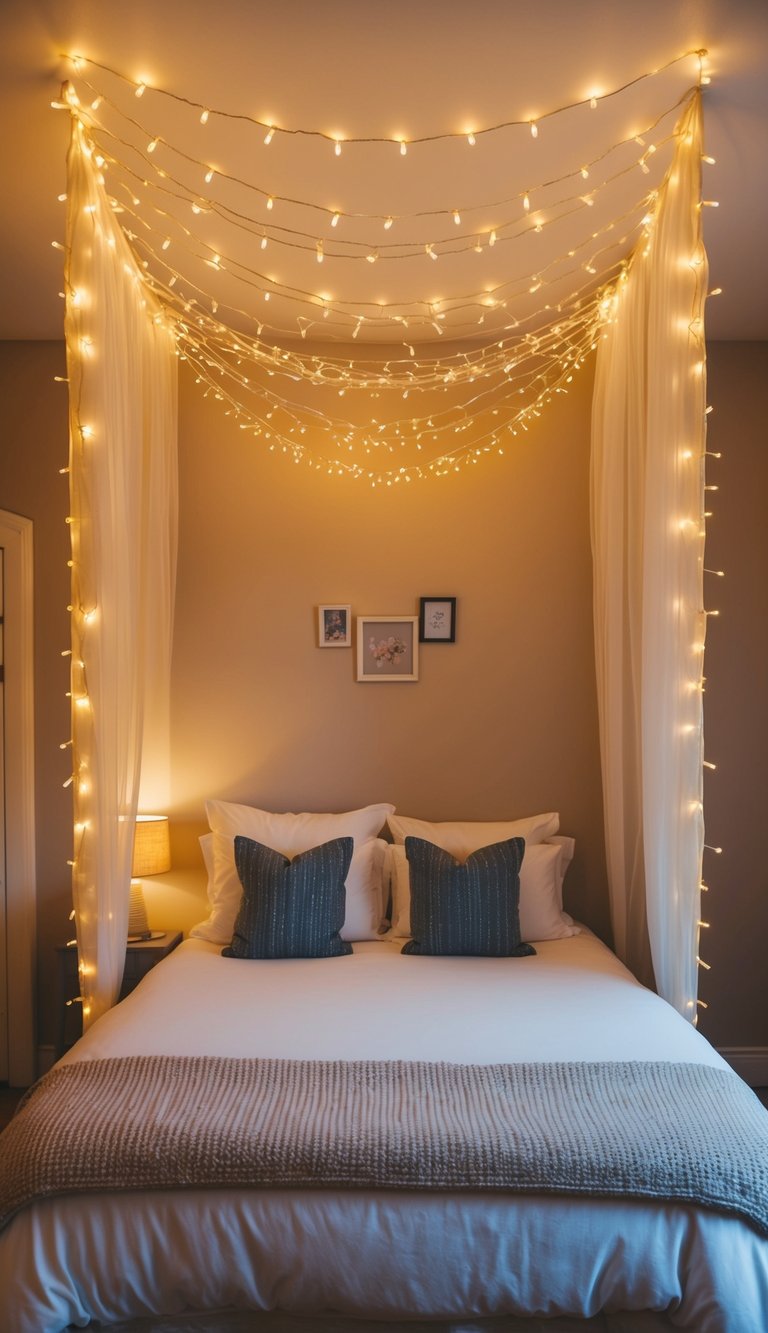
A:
72,71,691,239
51,56,708,487
64,49,705,150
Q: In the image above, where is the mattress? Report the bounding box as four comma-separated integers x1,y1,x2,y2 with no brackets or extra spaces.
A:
1,931,767,1332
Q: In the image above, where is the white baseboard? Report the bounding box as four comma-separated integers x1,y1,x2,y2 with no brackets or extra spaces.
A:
717,1046,768,1086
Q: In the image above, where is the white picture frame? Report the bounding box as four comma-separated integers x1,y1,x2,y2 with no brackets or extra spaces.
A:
356,616,419,682
317,604,352,647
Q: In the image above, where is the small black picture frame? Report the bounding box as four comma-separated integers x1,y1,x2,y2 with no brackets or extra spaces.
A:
419,597,457,643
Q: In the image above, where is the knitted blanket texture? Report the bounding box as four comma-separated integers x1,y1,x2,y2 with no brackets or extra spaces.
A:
1,1056,767,1236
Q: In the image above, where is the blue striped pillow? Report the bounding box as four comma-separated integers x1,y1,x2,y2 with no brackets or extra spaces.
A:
401,836,536,957
223,835,353,959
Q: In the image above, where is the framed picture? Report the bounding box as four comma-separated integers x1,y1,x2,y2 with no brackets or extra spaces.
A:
419,597,457,643
317,604,352,647
356,616,419,682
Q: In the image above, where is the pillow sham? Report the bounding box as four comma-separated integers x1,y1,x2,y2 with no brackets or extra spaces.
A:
191,800,394,944
387,810,559,861
389,838,579,941
401,836,536,958
546,834,576,914
223,835,353,960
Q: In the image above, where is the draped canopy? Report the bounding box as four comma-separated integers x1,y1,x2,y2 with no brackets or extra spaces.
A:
62,76,708,1023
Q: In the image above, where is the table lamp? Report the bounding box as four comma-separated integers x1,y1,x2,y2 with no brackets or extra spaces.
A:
129,814,171,940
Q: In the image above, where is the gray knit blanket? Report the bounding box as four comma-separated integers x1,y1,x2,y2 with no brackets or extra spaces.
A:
1,1056,767,1237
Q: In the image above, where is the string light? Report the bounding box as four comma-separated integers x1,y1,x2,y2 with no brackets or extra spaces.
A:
67,48,703,149
74,70,687,261
55,50,708,490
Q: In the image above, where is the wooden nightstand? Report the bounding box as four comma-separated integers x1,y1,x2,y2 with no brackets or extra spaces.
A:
55,930,183,1058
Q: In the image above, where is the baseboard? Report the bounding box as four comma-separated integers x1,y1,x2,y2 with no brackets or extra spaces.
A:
717,1046,768,1086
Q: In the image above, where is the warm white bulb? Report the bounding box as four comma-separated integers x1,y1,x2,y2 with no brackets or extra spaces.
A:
200,109,210,125
453,210,461,225
334,139,342,156
530,120,538,138
331,212,340,227
467,132,476,146
399,140,407,156
264,126,274,145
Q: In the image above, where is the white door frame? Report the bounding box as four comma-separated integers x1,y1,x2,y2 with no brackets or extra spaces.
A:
0,509,36,1086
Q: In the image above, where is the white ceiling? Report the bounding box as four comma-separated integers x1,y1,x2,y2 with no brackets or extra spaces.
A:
2,0,767,343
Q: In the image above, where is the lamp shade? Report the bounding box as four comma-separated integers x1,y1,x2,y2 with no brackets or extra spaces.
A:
131,814,171,877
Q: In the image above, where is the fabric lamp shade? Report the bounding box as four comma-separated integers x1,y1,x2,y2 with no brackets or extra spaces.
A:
132,815,171,878
129,816,171,938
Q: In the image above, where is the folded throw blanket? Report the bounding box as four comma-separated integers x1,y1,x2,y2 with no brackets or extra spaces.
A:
1,1056,767,1237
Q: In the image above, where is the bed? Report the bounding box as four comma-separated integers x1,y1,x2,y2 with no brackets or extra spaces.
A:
1,803,767,1332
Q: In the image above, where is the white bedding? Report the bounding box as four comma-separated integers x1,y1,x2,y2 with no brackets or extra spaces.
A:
2,932,767,1332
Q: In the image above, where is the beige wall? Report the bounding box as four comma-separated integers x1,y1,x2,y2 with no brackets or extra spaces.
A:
0,342,72,1051
696,342,768,1049
1,338,766,1059
167,354,609,945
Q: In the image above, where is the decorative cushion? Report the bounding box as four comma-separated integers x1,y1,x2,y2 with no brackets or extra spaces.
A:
389,837,579,941
387,810,560,861
191,800,394,944
401,836,536,958
223,836,354,960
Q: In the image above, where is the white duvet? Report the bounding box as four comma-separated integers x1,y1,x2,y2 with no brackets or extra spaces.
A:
2,932,767,1332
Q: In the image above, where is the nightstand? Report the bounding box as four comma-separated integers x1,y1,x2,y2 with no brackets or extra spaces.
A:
55,930,183,1058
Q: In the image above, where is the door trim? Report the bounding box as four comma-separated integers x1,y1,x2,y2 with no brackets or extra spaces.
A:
0,509,36,1086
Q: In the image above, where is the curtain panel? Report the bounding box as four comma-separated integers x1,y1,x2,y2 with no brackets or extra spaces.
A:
64,116,178,1027
591,92,708,1019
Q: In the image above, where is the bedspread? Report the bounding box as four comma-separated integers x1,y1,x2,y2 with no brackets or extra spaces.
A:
2,1054,767,1237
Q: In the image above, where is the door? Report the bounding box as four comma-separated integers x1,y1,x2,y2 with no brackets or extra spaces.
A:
0,545,7,1080
0,510,36,1086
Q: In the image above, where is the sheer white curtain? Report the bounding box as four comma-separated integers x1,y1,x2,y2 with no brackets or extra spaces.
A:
591,92,708,1019
64,114,178,1027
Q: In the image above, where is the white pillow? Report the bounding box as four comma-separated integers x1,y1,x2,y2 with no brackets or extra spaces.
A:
191,800,394,945
545,834,575,914
387,810,560,860
389,838,579,942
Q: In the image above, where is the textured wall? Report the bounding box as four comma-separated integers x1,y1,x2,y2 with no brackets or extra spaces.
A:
168,355,608,944
696,342,768,1049
0,341,71,1054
